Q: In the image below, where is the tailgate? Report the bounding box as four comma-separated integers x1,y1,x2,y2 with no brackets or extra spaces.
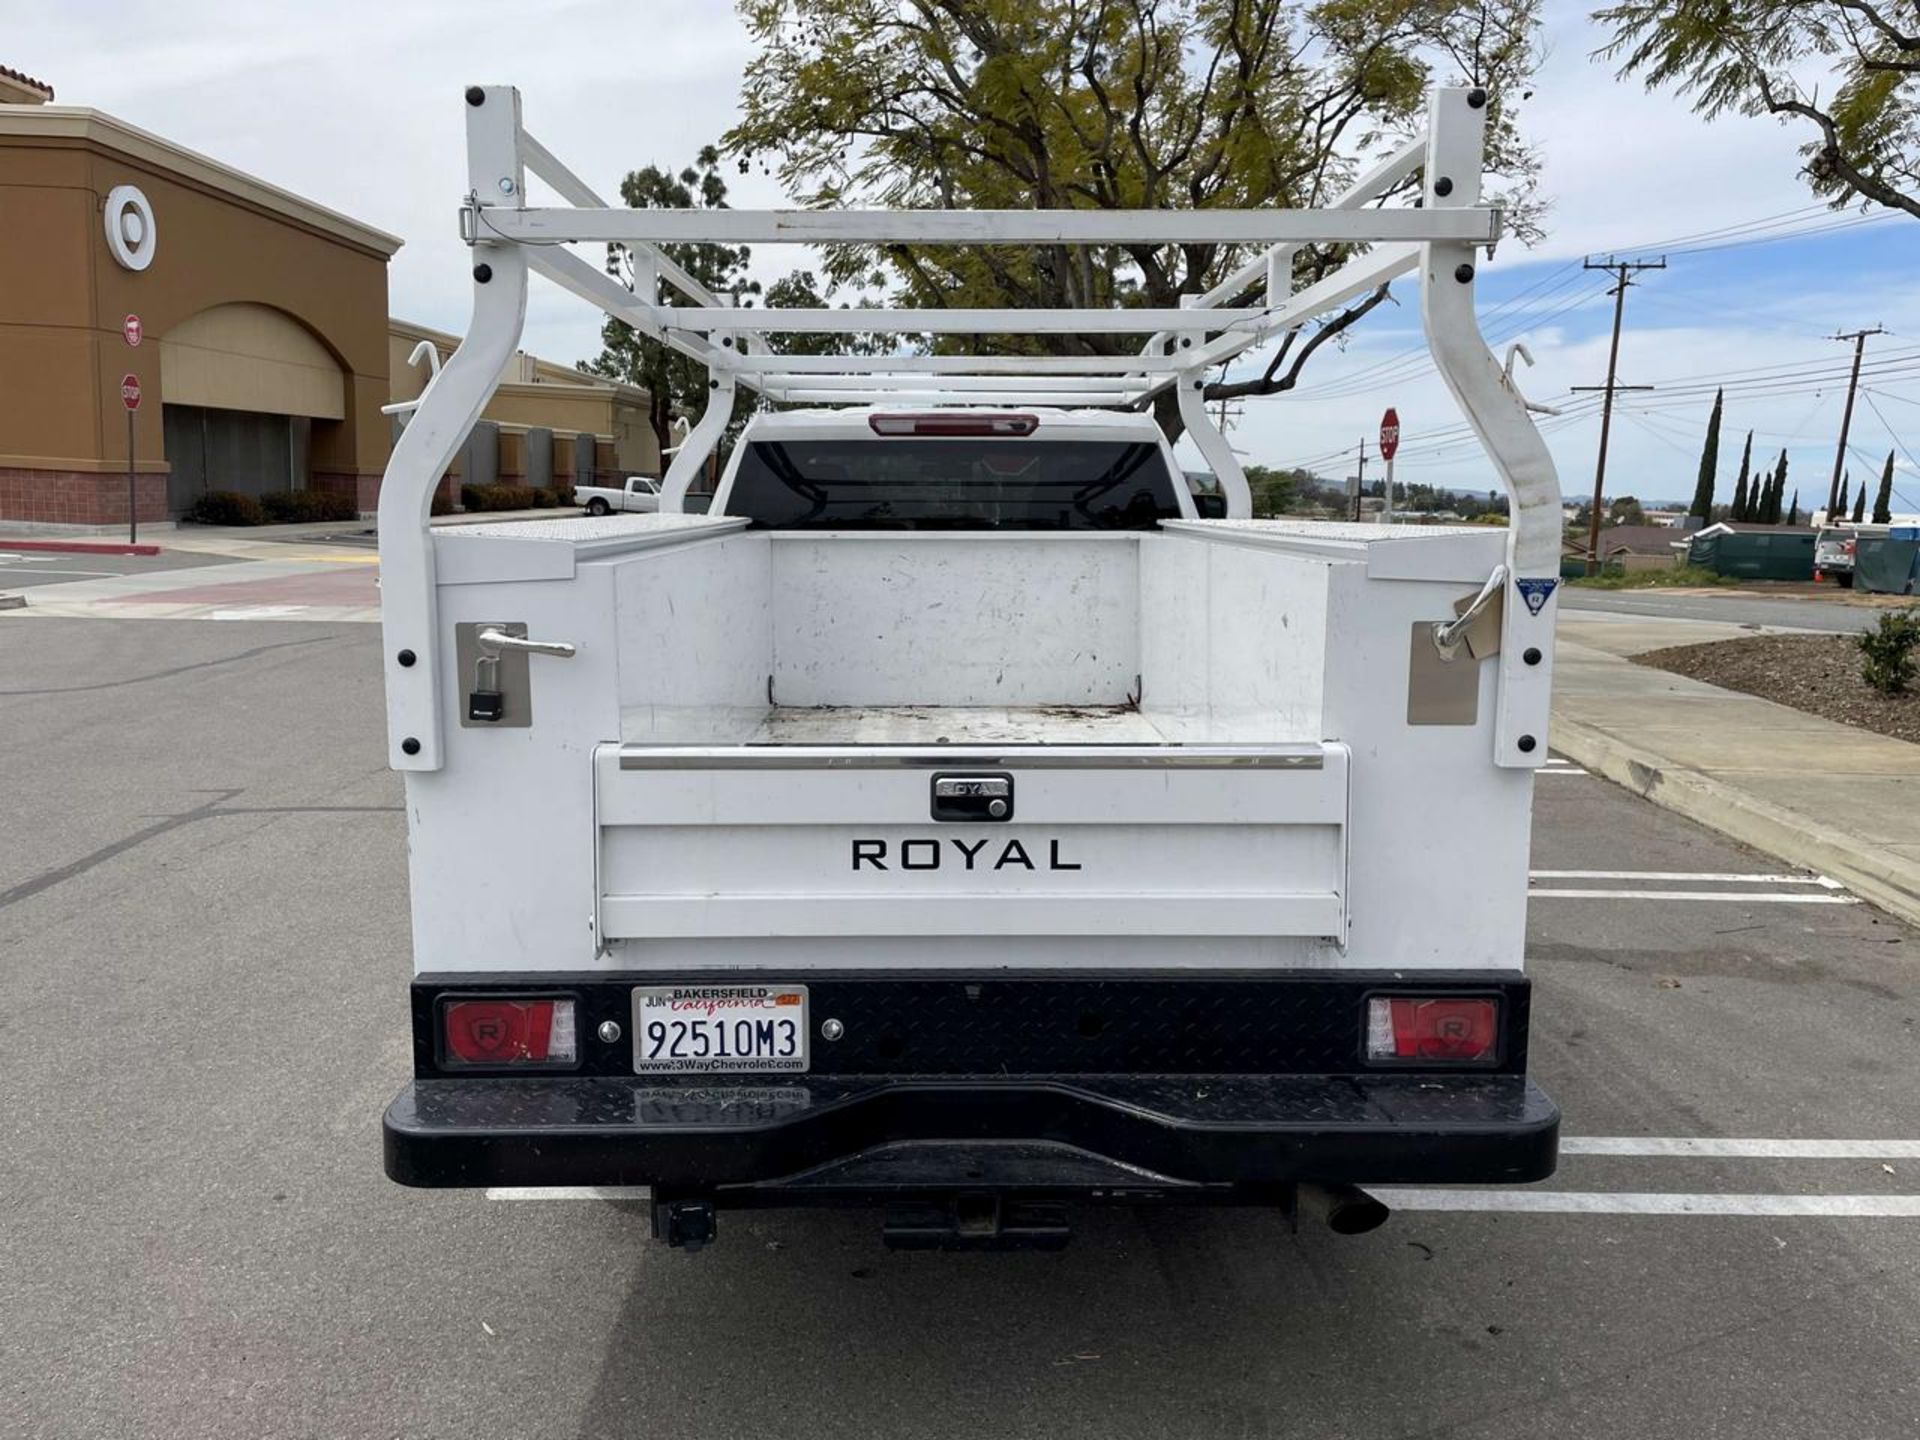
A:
594,744,1348,942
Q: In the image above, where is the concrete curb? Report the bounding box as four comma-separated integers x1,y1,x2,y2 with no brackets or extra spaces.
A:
1553,712,1920,930
0,537,161,557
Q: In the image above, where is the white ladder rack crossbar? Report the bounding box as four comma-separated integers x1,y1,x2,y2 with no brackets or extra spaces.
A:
376,82,1562,782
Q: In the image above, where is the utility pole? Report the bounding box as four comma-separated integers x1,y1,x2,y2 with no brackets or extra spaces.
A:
1349,438,1368,522
1826,325,1884,519
1571,257,1663,575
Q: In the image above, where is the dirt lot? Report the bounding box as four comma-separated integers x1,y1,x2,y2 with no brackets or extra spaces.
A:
1637,632,1920,744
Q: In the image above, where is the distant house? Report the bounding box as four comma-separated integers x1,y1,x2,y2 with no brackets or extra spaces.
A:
1564,523,1689,572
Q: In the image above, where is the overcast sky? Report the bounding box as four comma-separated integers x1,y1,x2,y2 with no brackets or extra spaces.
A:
10,0,1916,509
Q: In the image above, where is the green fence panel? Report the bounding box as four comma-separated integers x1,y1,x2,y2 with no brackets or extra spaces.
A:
1856,537,1920,595
1688,531,1815,581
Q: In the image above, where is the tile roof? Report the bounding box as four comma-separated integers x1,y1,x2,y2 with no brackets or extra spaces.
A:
0,64,54,100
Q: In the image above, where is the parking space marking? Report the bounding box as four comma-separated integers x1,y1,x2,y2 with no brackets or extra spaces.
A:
1561,1137,1920,1159
485,1138,1920,1202
1529,889,1859,903
1530,870,1839,887
1375,1190,1920,1217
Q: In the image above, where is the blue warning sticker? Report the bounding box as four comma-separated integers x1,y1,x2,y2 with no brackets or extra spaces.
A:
1515,577,1558,617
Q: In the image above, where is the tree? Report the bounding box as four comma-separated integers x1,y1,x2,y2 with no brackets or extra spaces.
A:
728,0,1545,436
1836,473,1852,519
1243,464,1302,516
584,148,887,466
1730,429,1753,521
1874,449,1897,522
1769,452,1791,523
1690,388,1724,521
1609,494,1646,525
1853,483,1869,522
1789,490,1802,525
584,146,761,460
1592,0,1920,220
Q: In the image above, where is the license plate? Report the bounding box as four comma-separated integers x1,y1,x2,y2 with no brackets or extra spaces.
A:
630,984,809,1074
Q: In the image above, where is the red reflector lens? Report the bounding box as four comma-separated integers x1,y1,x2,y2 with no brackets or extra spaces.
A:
442,998,576,1066
1366,996,1498,1062
868,412,1039,437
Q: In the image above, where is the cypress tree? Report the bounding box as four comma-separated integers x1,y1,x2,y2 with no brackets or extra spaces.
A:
1730,431,1753,521
1789,491,1801,526
1836,474,1851,521
1689,388,1723,522
1874,451,1895,524
1852,485,1867,523
1770,453,1789,523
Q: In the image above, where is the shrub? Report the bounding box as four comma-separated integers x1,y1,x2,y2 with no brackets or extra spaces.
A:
183,490,267,526
258,489,358,523
430,489,455,517
1858,608,1920,696
459,483,538,512
530,487,562,508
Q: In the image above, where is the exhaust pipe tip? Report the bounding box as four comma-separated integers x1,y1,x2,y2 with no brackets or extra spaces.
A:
1297,1182,1391,1236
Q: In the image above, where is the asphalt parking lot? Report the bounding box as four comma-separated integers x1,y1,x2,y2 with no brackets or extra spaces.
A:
0,545,237,591
3,616,1918,1440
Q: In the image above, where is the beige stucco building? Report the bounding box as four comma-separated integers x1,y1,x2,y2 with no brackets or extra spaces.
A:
0,64,654,527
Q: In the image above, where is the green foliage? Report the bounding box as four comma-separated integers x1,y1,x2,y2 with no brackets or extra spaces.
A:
1853,484,1868,523
183,490,267,526
1608,494,1646,526
1593,0,1920,218
1243,464,1302,516
460,484,538,512
727,0,1543,422
257,489,358,523
1857,607,1920,694
1874,450,1896,523
583,149,885,460
1570,563,1736,590
1690,388,1722,519
1729,429,1753,520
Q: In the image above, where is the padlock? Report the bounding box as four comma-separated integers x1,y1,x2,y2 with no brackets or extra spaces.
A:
467,651,505,723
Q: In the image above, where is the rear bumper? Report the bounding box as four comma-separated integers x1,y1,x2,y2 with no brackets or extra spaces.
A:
384,1071,1559,1192
388,969,1557,1196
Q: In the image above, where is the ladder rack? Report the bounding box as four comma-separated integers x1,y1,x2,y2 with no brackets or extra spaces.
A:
378,82,1563,780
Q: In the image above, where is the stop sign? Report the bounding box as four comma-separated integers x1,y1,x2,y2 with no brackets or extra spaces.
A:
123,313,143,347
1378,407,1400,461
121,373,142,410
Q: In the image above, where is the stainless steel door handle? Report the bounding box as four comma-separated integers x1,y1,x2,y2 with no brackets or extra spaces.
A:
477,628,577,659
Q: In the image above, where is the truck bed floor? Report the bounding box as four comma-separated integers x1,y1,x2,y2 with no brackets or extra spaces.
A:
749,705,1171,745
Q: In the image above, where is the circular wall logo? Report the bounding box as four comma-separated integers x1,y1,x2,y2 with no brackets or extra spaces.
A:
104,185,157,272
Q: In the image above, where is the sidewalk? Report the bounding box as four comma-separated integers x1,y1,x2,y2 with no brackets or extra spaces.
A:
1553,615,1920,927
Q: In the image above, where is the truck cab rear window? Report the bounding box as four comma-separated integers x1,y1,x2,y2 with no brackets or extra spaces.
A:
726,439,1183,530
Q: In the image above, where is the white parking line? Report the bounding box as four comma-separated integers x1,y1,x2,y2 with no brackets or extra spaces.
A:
488,1185,651,1201
1530,871,1838,886
1374,1190,1920,1217
1561,1137,1920,1158
486,1137,1920,1203
1529,889,1859,903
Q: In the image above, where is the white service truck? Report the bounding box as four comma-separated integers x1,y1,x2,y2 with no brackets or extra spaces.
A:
576,475,661,516
377,84,1564,1250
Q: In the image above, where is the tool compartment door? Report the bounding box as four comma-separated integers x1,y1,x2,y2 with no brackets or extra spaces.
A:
594,744,1348,942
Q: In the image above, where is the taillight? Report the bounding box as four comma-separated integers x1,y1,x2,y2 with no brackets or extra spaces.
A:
868,412,1039,437
1366,996,1499,1063
442,997,577,1067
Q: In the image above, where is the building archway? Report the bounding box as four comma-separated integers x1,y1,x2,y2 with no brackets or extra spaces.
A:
159,302,348,514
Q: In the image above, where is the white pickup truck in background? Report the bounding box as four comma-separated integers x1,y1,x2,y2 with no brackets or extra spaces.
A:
576,476,660,516
375,83,1565,1253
